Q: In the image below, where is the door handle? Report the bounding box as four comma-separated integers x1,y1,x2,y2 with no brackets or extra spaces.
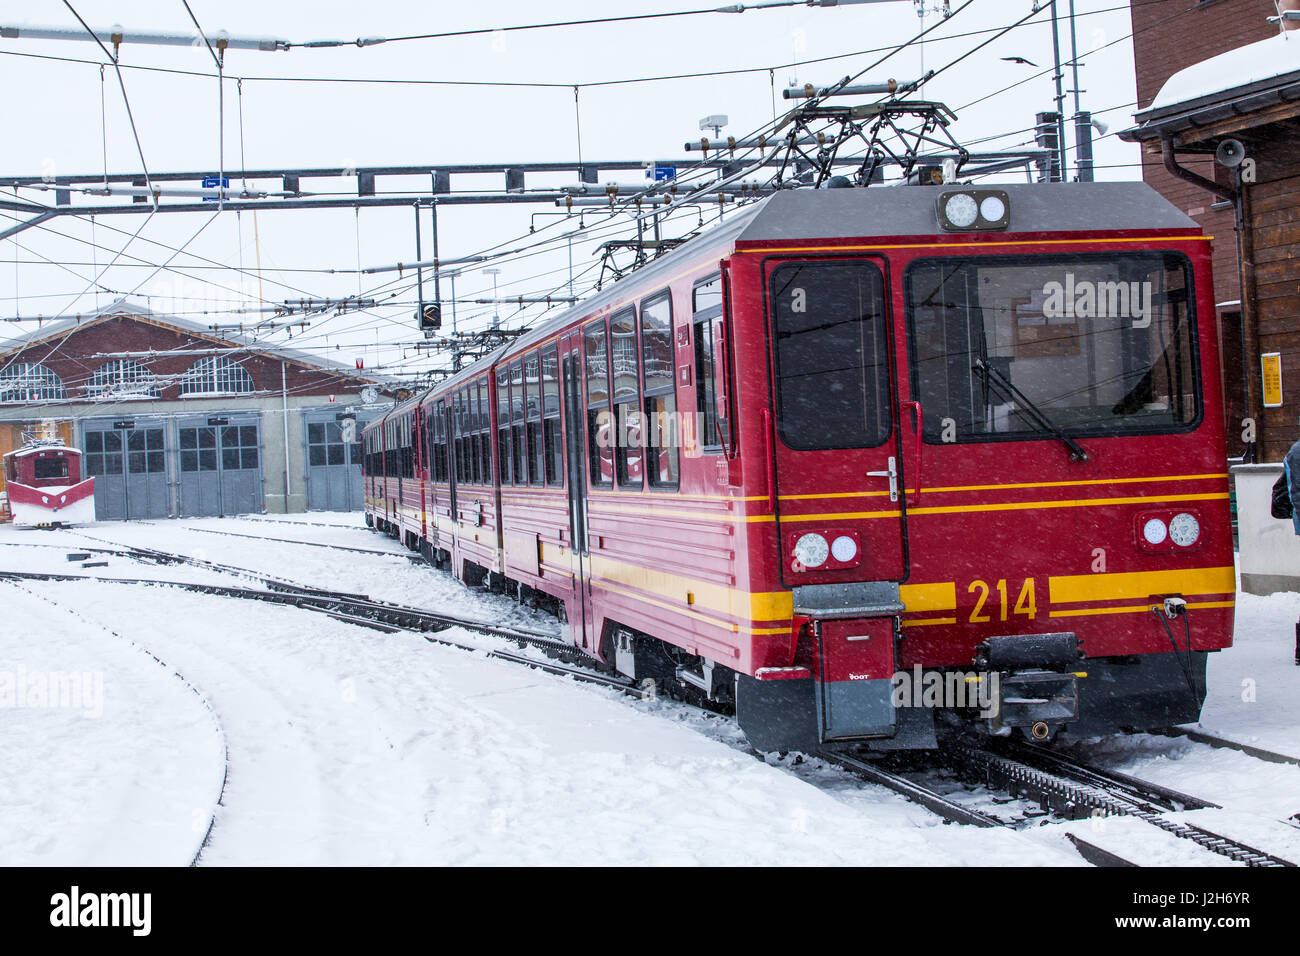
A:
866,456,898,502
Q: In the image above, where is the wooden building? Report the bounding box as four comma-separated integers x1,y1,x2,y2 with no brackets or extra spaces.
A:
1122,0,1300,462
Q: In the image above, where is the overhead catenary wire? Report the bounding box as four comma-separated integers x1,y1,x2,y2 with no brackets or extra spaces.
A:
1,0,1166,386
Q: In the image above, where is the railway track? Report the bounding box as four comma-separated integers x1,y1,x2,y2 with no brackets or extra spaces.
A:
1153,726,1300,767
0,576,231,867
0,565,639,697
182,526,424,562
943,739,1296,867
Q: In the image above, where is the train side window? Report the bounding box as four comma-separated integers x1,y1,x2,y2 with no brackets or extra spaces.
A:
496,367,511,485
610,307,643,488
478,377,491,484
584,319,613,487
404,415,415,479
541,344,562,486
525,351,543,487
454,393,466,484
693,273,732,454
438,401,449,482
469,386,482,485
641,292,679,487
510,359,526,485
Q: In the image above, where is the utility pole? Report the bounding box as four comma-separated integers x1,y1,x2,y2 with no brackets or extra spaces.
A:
1067,0,1094,181
1048,0,1069,182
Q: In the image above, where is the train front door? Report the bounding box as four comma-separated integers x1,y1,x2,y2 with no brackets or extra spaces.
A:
561,334,593,650
766,257,908,586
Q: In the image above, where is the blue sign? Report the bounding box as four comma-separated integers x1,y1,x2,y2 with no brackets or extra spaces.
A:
202,176,229,201
648,166,676,182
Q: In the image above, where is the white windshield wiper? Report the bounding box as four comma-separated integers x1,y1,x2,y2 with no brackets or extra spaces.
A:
973,357,1089,462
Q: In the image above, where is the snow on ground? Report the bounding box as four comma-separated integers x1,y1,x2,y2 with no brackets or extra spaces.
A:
0,579,224,865
1,512,1297,866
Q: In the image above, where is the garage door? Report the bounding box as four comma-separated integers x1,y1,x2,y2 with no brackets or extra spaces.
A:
177,416,263,517
82,420,169,520
305,410,368,511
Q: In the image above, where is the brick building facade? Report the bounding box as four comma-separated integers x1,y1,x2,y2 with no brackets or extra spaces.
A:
0,302,387,518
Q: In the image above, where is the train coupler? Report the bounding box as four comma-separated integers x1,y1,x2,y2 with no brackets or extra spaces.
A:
974,632,1084,738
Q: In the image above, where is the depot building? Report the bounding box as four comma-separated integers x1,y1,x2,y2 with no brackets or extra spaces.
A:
0,302,388,519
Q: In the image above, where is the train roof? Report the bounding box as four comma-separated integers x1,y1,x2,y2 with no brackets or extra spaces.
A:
4,441,77,459
732,180,1199,242
368,180,1197,426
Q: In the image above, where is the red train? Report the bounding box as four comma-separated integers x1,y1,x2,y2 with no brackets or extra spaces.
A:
363,182,1234,752
3,440,96,527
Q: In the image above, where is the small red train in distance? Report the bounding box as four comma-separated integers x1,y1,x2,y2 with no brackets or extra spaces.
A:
3,441,96,527
363,181,1234,754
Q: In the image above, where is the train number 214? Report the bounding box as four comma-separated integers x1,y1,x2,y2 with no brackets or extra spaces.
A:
968,578,1037,622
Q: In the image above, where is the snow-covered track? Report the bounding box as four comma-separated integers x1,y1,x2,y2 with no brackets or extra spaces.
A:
1153,726,1300,767
945,740,1296,867
816,750,1004,828
0,567,641,698
183,526,424,562
0,578,230,867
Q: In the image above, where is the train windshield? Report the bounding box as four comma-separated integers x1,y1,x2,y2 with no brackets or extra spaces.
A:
906,252,1198,443
33,457,69,480
771,259,892,450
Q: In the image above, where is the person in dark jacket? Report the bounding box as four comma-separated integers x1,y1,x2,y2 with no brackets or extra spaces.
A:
1286,439,1300,664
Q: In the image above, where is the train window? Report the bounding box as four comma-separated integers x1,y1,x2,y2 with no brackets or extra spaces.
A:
478,377,491,483
641,292,679,486
33,457,68,480
584,320,613,487
510,359,526,484
610,307,643,488
694,273,733,454
496,367,511,485
542,345,562,487
525,351,543,487
771,260,891,451
905,253,1200,443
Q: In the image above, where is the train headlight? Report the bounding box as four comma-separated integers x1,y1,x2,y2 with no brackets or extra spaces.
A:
793,533,829,568
1142,517,1168,546
942,193,978,228
938,189,1010,231
979,194,1006,223
830,535,858,563
1169,512,1201,548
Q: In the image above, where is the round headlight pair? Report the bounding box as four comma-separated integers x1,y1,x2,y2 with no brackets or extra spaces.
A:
943,193,1006,229
1142,513,1201,548
793,533,858,568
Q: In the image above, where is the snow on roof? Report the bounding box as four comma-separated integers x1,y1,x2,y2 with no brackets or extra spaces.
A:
0,299,390,385
3,441,74,459
1146,31,1300,115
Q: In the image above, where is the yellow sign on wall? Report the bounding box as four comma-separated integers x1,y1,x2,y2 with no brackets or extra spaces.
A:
1262,352,1283,408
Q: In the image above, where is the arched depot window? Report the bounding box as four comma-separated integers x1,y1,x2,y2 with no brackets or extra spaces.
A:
86,359,160,399
179,356,255,396
0,362,66,403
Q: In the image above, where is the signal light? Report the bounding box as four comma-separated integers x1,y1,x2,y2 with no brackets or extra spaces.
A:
418,303,441,331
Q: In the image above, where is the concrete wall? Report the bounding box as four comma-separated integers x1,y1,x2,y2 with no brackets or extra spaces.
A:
1233,462,1300,594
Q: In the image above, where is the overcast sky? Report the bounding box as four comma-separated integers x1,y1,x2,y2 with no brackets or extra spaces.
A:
0,0,1143,380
